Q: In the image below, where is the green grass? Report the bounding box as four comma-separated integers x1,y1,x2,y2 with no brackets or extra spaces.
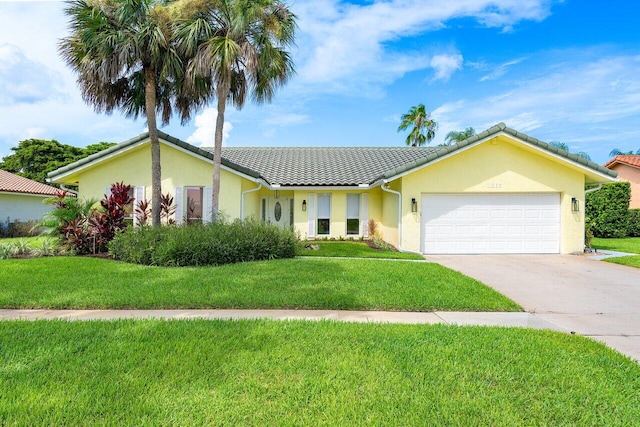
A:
591,237,640,254
604,255,640,268
0,257,520,311
298,241,425,260
1,320,638,425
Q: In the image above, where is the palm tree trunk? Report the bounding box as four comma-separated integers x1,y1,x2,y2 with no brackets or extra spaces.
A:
211,81,229,222
145,66,162,227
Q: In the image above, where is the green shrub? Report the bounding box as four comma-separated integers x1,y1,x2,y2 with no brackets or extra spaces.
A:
585,182,631,238
628,209,640,237
109,219,300,266
0,219,40,238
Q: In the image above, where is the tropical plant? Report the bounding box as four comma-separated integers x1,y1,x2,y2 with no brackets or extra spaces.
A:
444,127,475,145
397,104,437,147
549,141,592,161
610,148,640,157
90,182,134,252
59,0,205,227
160,193,176,225
175,0,297,221
135,199,151,227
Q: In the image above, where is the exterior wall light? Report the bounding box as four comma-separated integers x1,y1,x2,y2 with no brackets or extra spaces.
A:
411,198,418,213
274,190,279,199
571,197,579,212
302,200,307,211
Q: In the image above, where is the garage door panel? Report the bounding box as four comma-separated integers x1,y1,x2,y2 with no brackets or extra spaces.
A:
422,193,560,254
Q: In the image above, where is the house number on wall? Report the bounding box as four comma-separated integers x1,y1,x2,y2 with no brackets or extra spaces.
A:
487,183,502,188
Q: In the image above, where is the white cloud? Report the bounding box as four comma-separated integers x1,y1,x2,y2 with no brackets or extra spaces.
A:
294,0,552,93
430,53,640,160
0,44,65,106
478,58,526,81
186,108,233,147
430,53,464,81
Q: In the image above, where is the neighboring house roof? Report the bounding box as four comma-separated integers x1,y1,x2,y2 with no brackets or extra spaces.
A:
604,155,640,170
48,123,617,187
0,169,59,196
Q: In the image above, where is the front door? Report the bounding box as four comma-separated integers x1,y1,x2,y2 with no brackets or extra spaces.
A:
266,197,291,229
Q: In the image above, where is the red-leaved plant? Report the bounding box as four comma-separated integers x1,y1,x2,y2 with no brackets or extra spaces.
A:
89,182,134,252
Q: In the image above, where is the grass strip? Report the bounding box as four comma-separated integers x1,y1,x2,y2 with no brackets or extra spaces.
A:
0,257,520,311
1,319,638,426
591,237,640,254
604,255,640,268
297,241,425,259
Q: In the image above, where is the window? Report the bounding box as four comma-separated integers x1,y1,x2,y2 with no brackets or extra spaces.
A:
317,194,331,235
346,194,360,235
186,187,203,223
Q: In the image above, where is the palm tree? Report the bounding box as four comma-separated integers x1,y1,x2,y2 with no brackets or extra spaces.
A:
444,127,475,145
549,141,570,152
397,104,437,147
59,0,203,226
550,141,592,161
174,0,296,222
610,148,640,157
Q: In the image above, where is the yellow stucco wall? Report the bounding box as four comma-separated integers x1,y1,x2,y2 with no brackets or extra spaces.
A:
292,189,381,240
398,135,586,253
75,141,249,220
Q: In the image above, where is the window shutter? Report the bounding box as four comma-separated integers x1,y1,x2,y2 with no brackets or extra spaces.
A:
174,186,183,225
105,185,112,199
361,193,369,237
203,187,213,223
133,186,145,227
307,193,316,238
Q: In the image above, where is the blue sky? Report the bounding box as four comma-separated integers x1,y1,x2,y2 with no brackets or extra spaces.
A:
1,0,639,164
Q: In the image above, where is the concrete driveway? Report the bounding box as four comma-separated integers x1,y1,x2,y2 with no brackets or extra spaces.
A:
426,254,640,362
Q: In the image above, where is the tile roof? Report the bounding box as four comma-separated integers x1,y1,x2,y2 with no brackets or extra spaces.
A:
210,146,440,186
48,123,618,186
0,169,59,196
604,155,640,169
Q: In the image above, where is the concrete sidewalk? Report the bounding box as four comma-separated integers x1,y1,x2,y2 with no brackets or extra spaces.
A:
0,308,561,329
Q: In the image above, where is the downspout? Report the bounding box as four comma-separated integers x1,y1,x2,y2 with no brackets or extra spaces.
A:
241,183,262,219
381,180,422,254
60,185,79,197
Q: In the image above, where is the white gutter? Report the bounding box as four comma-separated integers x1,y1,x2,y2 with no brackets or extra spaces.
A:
60,185,79,197
381,180,422,254
241,183,262,219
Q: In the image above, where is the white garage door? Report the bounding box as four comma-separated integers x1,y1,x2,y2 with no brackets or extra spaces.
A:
421,193,560,254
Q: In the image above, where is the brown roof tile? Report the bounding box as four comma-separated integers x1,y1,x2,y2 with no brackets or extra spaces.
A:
0,169,59,196
604,155,640,169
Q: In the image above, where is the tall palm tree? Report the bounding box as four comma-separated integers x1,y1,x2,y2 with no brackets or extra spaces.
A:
59,0,203,226
551,141,592,161
610,148,640,157
397,104,437,147
549,141,570,152
444,127,475,145
175,0,296,222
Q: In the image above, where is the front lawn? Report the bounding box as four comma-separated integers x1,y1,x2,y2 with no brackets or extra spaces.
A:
298,241,425,260
0,257,520,311
604,255,640,269
1,320,638,425
591,237,640,254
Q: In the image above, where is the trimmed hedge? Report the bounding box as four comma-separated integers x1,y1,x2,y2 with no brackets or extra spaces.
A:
585,182,631,238
629,209,640,237
109,219,300,266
